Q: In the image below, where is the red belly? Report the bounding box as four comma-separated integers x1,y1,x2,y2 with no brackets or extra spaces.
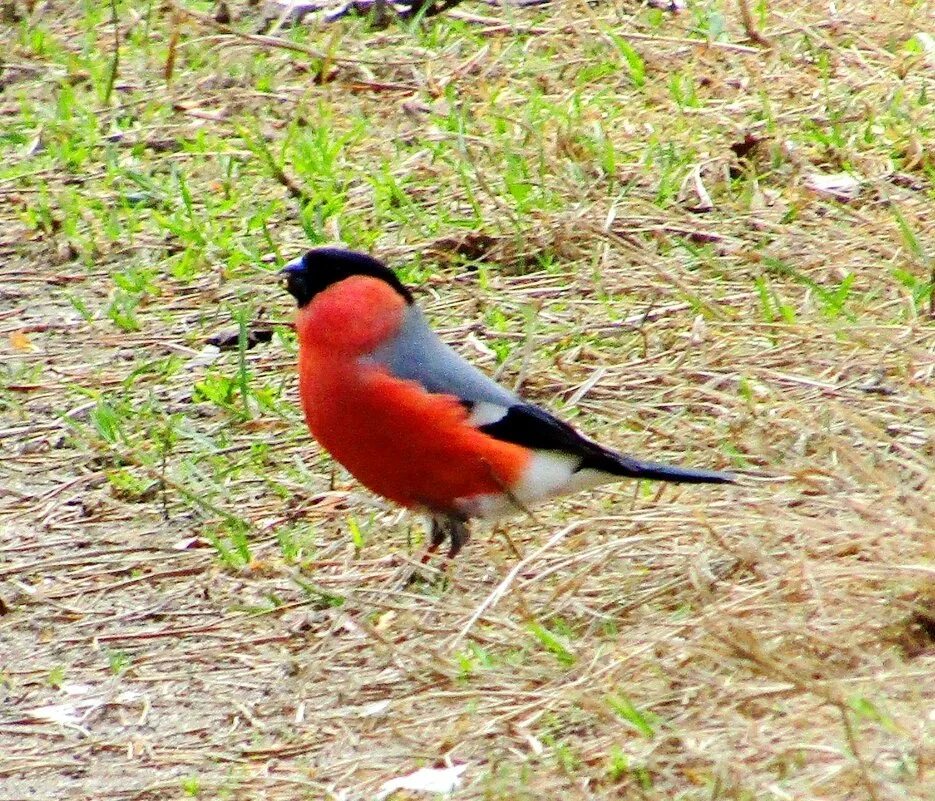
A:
299,355,529,513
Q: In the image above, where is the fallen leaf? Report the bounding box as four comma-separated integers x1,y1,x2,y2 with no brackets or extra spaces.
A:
911,32,935,65
360,699,391,717
376,764,468,799
30,702,90,728
730,132,763,161
9,330,33,351
805,172,862,201
689,314,707,345
61,683,94,696
185,345,221,369
171,536,212,550
373,611,396,632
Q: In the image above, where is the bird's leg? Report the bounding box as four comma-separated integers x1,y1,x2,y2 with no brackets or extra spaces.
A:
436,514,470,560
431,515,450,548
421,515,470,562
399,515,457,589
414,515,446,565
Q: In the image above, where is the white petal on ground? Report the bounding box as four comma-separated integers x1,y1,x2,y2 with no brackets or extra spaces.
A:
911,32,935,64
376,764,468,799
804,172,862,201
360,699,391,717
28,684,142,734
184,344,221,370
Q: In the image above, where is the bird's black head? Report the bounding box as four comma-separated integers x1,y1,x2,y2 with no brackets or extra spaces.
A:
280,247,413,308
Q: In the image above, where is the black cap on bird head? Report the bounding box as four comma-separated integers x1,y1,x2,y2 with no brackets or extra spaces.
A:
280,247,414,308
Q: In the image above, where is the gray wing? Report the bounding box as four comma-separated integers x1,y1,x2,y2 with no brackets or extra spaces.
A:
366,306,735,486
366,305,517,407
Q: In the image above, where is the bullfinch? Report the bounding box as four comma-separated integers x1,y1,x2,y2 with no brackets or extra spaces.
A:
282,247,734,560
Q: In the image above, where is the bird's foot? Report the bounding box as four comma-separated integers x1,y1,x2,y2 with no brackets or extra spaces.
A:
393,555,450,591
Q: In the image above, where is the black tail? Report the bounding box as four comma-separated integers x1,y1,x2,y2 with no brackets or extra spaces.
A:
587,452,736,485
475,402,736,486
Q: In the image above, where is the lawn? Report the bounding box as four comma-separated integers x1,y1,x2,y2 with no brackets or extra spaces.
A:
0,1,932,799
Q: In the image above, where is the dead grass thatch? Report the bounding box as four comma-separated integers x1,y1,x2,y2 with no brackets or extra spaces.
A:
1,1,932,799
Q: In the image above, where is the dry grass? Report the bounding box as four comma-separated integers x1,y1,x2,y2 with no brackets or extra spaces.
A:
1,1,933,799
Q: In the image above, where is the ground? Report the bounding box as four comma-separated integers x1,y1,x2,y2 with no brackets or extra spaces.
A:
1,1,933,799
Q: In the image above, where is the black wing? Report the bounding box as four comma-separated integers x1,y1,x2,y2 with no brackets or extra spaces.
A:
478,403,735,485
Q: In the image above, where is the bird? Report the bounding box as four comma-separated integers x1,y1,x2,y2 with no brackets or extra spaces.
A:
281,247,734,561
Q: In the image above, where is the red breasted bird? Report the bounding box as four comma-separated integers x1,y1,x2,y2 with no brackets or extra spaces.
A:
282,247,734,559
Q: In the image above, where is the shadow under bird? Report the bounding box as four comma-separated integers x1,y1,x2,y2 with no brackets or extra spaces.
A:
282,247,734,560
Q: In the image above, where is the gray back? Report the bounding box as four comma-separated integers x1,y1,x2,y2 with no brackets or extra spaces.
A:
365,306,517,407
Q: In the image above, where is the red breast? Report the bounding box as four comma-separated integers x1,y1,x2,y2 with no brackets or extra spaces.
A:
295,276,531,513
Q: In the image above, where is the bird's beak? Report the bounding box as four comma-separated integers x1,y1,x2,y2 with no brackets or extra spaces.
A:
279,256,304,296
279,256,303,278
